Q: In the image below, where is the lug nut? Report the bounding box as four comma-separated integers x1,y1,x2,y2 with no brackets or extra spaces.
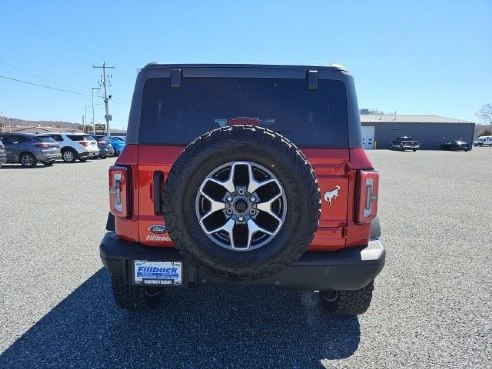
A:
238,189,245,195
226,209,233,215
249,209,256,216
238,216,244,222
250,196,256,202
226,196,233,202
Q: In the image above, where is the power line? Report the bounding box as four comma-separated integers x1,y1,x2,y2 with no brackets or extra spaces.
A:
0,74,91,96
0,59,89,92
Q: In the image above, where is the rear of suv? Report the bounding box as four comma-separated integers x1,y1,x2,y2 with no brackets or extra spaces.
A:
94,136,115,158
41,133,99,162
100,64,385,315
0,133,61,167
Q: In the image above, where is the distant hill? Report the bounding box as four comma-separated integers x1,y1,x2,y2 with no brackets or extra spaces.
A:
1,117,80,129
0,116,126,134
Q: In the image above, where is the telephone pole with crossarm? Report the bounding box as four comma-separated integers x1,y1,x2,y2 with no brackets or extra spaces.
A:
93,62,114,136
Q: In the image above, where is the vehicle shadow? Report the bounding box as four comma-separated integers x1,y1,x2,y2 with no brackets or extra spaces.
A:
0,164,52,169
1,269,361,369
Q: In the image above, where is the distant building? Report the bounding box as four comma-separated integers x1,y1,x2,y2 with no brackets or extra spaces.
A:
360,114,475,150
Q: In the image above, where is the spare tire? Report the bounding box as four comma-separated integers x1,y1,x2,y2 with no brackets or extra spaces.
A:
163,126,320,280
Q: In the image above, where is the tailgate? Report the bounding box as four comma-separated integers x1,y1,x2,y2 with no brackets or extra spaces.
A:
303,148,349,251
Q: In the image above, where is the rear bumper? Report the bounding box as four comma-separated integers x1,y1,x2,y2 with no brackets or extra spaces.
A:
100,232,385,291
78,151,99,159
36,151,62,161
99,147,115,156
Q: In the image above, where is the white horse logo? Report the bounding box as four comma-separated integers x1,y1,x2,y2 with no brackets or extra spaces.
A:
324,185,341,205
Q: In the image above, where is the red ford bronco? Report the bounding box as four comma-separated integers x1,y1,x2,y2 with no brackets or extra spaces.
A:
100,64,385,314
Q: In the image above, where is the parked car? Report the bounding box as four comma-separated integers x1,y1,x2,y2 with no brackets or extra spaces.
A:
0,141,7,167
38,133,99,162
390,136,420,151
94,136,115,158
441,140,470,151
100,63,385,315
474,135,492,147
108,136,125,156
0,133,61,167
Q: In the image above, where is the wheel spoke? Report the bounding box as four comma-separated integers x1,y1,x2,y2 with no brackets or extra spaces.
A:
205,218,236,248
198,183,227,226
246,163,279,193
246,219,274,249
257,192,282,215
205,162,240,193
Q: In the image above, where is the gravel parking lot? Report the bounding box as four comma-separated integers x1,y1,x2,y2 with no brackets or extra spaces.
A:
1,149,491,369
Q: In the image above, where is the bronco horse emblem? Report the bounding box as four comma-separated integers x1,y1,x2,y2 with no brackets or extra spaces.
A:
324,185,341,205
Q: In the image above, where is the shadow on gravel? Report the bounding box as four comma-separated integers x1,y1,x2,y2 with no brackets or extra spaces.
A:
1,269,360,369
0,164,52,169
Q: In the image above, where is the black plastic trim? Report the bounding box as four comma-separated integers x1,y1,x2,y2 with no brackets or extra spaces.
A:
106,212,115,232
153,171,164,215
307,70,318,90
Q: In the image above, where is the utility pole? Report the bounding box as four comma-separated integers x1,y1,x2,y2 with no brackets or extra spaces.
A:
91,87,101,135
82,106,87,133
93,62,114,136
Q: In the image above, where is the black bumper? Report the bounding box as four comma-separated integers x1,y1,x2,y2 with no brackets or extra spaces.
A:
100,232,385,291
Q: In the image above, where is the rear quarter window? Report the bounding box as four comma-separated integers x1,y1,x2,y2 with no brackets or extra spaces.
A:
139,77,348,148
35,136,57,142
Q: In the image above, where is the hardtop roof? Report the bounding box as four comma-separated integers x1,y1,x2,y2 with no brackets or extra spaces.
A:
142,63,349,72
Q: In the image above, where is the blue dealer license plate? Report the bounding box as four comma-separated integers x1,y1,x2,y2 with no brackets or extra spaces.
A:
133,261,182,286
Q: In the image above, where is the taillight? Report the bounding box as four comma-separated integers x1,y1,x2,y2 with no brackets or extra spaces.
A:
356,170,379,223
35,143,49,148
109,166,130,217
227,117,260,126
80,141,89,147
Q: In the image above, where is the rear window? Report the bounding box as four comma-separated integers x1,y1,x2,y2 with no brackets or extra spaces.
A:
139,77,348,147
68,135,93,141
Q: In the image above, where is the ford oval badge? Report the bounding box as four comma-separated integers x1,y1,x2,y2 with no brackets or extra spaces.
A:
149,225,167,234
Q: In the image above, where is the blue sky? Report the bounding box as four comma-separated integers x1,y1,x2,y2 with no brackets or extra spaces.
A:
0,0,491,128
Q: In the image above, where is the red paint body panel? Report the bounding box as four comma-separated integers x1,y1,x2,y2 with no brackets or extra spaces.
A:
112,145,376,252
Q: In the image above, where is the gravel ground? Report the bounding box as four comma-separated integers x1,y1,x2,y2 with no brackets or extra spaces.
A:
0,149,491,368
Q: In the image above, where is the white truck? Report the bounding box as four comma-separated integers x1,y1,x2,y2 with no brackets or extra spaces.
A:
474,136,492,147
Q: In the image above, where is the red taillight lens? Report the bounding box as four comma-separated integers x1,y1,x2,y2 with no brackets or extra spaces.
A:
356,170,379,224
80,141,89,147
227,117,260,126
35,143,49,148
109,166,130,217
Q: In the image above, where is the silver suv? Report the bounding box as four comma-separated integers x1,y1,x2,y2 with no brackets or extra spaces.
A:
39,133,99,163
0,133,61,167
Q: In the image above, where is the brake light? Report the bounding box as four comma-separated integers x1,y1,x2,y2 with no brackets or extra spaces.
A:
80,141,89,147
228,117,260,126
109,166,130,217
35,143,49,148
356,170,379,224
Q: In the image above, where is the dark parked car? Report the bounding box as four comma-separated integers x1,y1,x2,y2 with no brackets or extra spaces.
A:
0,133,61,167
94,136,115,158
390,136,420,151
441,140,470,151
0,141,7,167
